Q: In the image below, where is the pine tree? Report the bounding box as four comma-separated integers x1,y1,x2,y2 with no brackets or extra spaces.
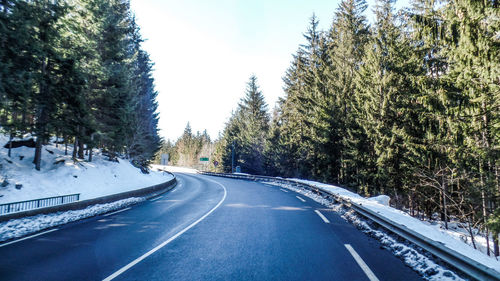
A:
125,19,162,169
90,0,135,160
324,0,370,185
355,0,426,197
440,0,500,255
273,15,324,179
218,75,270,174
28,1,71,170
0,0,162,172
0,0,35,157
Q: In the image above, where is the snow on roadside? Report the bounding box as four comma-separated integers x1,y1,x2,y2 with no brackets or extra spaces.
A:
151,165,198,174
340,206,465,281
0,134,173,204
0,197,144,242
289,178,500,274
265,181,466,281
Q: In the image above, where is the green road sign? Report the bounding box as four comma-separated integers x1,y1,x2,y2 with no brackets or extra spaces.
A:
199,157,209,161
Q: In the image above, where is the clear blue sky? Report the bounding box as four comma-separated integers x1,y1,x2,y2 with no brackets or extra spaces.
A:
129,0,409,141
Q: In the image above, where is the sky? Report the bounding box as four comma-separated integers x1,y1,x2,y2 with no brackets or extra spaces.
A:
129,0,408,141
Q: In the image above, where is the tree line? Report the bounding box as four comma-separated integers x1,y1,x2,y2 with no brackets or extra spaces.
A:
156,123,214,169
0,0,161,170
212,0,499,256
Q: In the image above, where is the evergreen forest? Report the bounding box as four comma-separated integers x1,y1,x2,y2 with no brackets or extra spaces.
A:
205,0,499,255
0,0,161,170
156,122,214,170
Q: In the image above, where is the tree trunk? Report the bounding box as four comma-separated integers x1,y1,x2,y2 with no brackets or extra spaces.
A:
409,192,414,217
495,162,499,195
494,232,499,257
8,133,12,158
485,228,491,257
34,136,43,171
467,215,477,250
72,136,78,160
78,141,84,159
88,147,93,162
64,135,68,155
480,161,490,256
34,56,49,171
88,133,94,162
443,178,448,229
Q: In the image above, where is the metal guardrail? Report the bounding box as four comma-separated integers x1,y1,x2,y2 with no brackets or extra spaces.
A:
0,193,80,215
199,171,500,281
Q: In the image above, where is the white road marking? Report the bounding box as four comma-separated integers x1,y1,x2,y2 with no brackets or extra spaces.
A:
280,188,289,193
344,244,380,281
296,196,306,202
0,228,58,248
102,178,228,281
104,207,132,217
149,196,163,202
314,210,330,223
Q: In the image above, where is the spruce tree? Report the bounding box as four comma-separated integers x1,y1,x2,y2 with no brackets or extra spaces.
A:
324,0,369,185
218,76,270,174
354,0,425,196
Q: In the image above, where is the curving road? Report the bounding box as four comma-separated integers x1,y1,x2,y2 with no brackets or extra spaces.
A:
0,173,422,280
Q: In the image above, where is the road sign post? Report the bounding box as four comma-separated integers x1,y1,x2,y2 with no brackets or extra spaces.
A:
161,154,169,166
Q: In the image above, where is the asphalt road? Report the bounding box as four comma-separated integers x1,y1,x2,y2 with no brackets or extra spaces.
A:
0,173,422,280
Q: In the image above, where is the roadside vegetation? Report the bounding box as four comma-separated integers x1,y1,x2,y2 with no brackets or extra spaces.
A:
161,0,499,256
0,0,161,171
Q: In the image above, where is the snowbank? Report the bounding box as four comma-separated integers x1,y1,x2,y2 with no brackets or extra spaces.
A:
0,134,173,204
291,178,500,273
151,165,198,174
0,197,144,242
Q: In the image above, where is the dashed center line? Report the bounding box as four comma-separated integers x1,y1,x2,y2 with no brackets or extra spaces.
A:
314,210,330,223
104,207,132,217
295,196,306,202
345,244,380,281
280,188,288,193
0,228,58,248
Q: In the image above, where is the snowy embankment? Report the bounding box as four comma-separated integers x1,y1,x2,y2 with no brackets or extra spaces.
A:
0,134,174,242
0,197,144,242
284,178,500,277
0,134,173,204
151,165,197,174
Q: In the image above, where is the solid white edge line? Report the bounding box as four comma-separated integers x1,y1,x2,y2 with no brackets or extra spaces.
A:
104,207,132,217
280,188,289,193
295,195,306,202
314,210,330,223
344,244,380,281
0,228,58,248
102,177,227,281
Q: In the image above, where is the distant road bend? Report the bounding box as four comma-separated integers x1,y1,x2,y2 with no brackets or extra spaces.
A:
0,173,422,280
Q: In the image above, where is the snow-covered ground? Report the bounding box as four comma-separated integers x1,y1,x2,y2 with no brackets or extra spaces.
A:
0,134,173,204
285,179,500,276
0,197,144,242
151,165,197,174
